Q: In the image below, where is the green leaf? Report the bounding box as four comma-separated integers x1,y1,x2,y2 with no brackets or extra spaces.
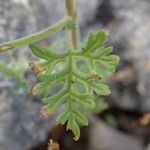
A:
32,82,45,95
97,55,119,72
30,30,119,141
37,69,68,82
43,91,67,112
30,44,53,60
42,85,68,104
84,33,94,52
90,96,109,114
92,83,111,95
66,117,80,141
92,46,113,58
73,110,89,126
83,31,107,53
43,81,64,97
56,110,70,124
99,55,120,65
73,96,95,110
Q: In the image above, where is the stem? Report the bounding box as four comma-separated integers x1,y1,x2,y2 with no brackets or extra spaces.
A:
65,0,80,50
0,17,72,53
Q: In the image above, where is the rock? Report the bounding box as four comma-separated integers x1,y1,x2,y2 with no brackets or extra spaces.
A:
146,143,150,150
29,0,100,27
0,0,36,60
0,0,150,149
0,0,35,41
0,90,57,150
101,0,150,112
88,115,143,150
0,0,102,149
29,0,101,41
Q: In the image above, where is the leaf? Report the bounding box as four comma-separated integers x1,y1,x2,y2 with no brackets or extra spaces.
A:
73,110,89,126
42,85,68,104
66,117,80,141
30,31,119,141
83,31,107,53
71,119,80,141
92,46,113,58
92,83,111,95
99,55,120,65
56,110,70,124
32,82,45,95
73,96,95,110
83,33,94,53
43,81,64,97
43,91,67,112
37,69,68,82
30,44,53,60
90,96,109,114
96,55,119,72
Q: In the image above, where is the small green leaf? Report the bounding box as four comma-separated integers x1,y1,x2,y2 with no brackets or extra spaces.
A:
42,85,68,104
32,82,45,95
84,31,107,53
92,46,113,58
84,33,94,52
67,117,80,141
73,96,95,110
43,92,67,112
73,110,89,126
99,55,120,65
56,110,70,124
30,44,53,60
90,96,109,114
92,83,111,95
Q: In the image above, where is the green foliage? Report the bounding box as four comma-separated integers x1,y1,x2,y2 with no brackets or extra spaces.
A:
30,31,119,140
0,59,30,93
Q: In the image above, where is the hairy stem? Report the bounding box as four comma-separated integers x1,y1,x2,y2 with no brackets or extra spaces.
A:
0,17,72,53
65,0,80,50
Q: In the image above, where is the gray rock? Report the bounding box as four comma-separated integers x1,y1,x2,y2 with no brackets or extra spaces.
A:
107,0,150,112
0,90,57,150
146,143,150,150
29,0,101,41
0,0,36,60
88,116,143,150
29,0,100,27
0,0,150,149
0,0,101,149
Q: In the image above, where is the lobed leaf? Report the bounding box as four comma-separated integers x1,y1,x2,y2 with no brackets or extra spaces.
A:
92,83,111,96
56,110,70,124
30,31,119,141
83,31,107,54
66,116,80,141
72,110,89,126
30,44,53,60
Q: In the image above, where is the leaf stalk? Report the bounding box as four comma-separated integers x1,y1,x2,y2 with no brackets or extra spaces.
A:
0,17,72,53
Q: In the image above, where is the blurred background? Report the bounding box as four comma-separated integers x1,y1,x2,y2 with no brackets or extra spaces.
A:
0,0,150,149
